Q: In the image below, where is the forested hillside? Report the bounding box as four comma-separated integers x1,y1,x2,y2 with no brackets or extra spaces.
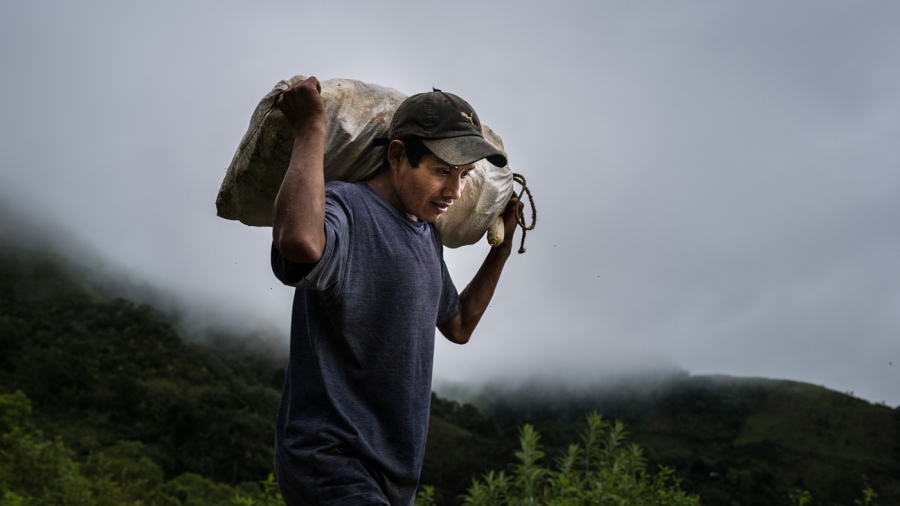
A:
1,235,897,505
436,376,900,505
0,240,283,484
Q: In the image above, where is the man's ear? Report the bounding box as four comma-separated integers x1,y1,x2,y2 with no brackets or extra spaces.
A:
387,140,405,171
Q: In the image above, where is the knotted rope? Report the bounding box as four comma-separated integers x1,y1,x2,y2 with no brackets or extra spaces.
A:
512,173,537,254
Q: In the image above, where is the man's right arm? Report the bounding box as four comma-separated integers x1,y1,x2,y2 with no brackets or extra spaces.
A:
272,76,328,265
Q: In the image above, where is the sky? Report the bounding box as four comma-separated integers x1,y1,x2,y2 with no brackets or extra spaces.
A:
2,1,899,406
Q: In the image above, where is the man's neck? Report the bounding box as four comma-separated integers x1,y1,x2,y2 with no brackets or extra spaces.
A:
366,172,417,221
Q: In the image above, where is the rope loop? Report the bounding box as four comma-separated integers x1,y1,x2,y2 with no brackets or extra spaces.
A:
512,173,536,254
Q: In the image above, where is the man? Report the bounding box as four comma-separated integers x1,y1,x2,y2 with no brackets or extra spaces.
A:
270,76,519,505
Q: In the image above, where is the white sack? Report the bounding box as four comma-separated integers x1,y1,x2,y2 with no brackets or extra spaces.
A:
216,75,513,248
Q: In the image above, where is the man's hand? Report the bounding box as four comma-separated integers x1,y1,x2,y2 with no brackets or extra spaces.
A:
277,77,327,133
495,195,523,254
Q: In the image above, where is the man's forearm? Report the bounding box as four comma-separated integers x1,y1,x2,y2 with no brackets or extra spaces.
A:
272,121,328,264
439,242,512,344
438,196,520,344
459,245,512,332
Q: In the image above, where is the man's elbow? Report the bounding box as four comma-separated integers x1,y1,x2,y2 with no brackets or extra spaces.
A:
439,322,471,345
273,230,325,264
448,332,471,345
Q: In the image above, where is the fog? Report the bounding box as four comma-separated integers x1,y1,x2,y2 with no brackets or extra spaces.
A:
2,1,899,405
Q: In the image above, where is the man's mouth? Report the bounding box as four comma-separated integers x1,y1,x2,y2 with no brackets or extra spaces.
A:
432,201,452,213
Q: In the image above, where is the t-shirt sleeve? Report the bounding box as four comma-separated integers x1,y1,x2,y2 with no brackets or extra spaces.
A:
270,194,349,294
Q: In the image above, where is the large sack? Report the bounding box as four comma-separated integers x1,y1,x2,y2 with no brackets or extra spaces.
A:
216,75,513,248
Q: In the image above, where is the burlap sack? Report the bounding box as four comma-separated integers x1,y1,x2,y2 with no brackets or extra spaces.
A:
216,76,513,248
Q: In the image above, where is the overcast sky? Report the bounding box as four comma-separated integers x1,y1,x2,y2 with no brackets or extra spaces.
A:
2,1,899,406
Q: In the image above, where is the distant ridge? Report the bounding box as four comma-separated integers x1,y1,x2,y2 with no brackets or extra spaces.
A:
427,371,900,505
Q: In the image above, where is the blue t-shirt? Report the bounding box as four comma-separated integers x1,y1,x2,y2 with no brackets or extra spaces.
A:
271,181,461,505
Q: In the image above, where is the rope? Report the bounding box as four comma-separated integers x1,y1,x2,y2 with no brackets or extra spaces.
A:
512,173,537,254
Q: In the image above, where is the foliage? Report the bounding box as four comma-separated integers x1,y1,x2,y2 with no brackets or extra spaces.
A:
0,390,282,506
459,412,700,506
415,485,438,506
460,377,900,506
788,483,879,506
0,245,284,503
230,474,284,506
0,247,281,485
0,390,130,506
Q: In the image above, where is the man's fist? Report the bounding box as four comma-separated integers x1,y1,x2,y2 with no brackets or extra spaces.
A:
277,76,326,132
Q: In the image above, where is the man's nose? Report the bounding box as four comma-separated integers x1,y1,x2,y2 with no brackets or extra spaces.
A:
444,175,464,200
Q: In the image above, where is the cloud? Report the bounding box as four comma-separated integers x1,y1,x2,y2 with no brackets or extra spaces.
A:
2,1,900,406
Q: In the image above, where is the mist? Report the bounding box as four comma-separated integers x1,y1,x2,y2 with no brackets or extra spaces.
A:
0,189,286,355
2,1,900,406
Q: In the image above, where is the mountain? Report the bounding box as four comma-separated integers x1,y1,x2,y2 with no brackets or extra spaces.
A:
0,238,284,485
430,375,900,505
1,215,897,505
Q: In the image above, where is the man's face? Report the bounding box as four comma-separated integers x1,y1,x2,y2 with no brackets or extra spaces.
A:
395,153,474,223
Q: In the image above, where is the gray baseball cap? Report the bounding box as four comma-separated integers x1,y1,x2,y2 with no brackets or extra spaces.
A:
380,89,508,168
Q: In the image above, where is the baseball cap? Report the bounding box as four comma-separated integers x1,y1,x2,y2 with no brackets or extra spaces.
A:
376,89,508,168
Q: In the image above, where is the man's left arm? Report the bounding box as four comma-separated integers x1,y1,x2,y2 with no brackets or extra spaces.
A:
438,196,521,344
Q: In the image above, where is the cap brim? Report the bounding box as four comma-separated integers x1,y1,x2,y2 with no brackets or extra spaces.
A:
423,136,508,168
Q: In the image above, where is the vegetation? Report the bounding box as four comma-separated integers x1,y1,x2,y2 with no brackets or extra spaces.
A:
0,389,282,505
448,377,900,505
0,243,285,504
0,246,282,485
1,236,897,505
458,412,699,505
421,410,884,506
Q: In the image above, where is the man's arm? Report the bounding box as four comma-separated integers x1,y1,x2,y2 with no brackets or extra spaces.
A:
438,196,521,344
272,77,328,264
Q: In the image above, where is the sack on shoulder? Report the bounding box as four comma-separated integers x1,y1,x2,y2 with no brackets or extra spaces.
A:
215,75,513,248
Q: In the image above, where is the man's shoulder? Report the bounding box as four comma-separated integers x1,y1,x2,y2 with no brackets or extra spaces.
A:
325,180,371,200
324,179,351,194
324,181,383,223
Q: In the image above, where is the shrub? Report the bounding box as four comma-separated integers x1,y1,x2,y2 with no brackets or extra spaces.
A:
456,412,699,506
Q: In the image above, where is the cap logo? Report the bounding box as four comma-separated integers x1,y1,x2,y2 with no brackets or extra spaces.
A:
460,111,475,125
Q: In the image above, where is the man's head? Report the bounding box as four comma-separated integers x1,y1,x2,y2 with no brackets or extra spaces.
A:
372,90,507,223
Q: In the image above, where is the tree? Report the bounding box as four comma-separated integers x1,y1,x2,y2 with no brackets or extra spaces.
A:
0,390,283,506
456,412,700,506
0,390,95,506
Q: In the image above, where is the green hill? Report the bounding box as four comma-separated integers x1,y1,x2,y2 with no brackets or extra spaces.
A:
433,375,900,505
0,241,283,485
1,225,897,505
